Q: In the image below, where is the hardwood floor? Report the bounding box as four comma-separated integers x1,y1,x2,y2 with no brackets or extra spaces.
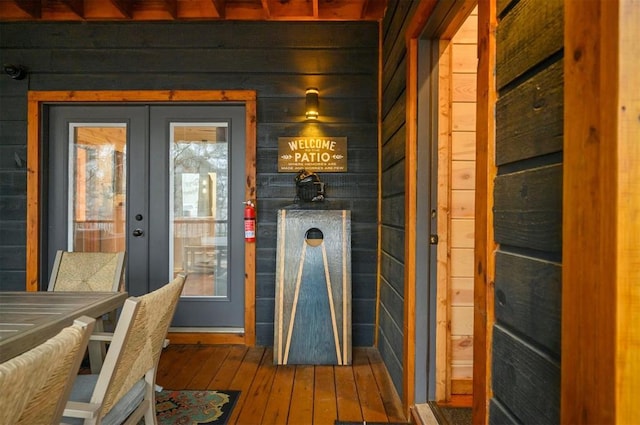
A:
156,345,408,425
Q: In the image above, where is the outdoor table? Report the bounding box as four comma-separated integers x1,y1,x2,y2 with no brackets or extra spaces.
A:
0,291,128,363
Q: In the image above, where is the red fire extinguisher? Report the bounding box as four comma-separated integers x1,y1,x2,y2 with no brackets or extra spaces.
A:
244,200,256,242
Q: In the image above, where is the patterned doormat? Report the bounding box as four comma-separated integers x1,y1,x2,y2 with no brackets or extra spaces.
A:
153,390,240,425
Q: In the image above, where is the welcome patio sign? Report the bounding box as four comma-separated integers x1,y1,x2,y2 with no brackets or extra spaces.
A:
278,137,347,172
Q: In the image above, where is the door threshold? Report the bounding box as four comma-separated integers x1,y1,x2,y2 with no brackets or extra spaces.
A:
167,328,247,345
168,327,244,333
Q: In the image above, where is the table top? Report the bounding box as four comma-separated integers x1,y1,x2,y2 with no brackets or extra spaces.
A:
0,291,128,362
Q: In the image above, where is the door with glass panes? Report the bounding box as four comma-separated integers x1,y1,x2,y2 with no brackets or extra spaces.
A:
47,104,246,329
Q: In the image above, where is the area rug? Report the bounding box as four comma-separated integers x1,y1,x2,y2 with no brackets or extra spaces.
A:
152,390,240,425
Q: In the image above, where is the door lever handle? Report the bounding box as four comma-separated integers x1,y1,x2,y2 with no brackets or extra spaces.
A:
132,228,144,237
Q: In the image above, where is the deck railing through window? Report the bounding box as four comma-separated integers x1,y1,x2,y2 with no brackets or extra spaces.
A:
73,217,227,257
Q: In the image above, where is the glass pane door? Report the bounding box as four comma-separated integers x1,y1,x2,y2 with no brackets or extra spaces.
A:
68,125,126,253
149,105,246,328
170,123,229,298
48,104,246,329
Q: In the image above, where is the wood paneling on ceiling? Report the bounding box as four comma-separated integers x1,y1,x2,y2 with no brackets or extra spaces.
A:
0,0,387,21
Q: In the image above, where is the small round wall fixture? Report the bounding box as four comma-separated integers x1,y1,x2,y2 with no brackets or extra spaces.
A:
3,64,27,80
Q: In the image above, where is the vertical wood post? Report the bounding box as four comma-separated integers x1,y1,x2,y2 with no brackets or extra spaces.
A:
614,2,640,420
473,0,497,423
563,0,640,422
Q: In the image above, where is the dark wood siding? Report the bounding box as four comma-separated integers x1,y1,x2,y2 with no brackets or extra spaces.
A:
379,0,420,399
491,0,563,422
0,21,378,347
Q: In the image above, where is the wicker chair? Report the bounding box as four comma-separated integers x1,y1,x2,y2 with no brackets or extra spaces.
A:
62,274,186,425
0,316,95,425
48,250,127,373
47,251,126,293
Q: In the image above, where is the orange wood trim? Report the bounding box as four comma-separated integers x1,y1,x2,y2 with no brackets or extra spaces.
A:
27,90,257,102
405,0,438,41
26,93,41,292
26,90,258,346
435,39,452,402
437,394,473,408
451,379,473,395
562,1,640,422
562,2,615,422
615,2,640,420
402,36,419,416
244,96,257,347
166,332,247,345
440,1,478,40
473,0,496,424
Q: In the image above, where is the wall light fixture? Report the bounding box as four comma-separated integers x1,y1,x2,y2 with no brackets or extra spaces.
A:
3,64,27,80
305,88,319,120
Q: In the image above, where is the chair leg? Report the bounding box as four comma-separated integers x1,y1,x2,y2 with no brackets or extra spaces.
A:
88,319,106,373
144,377,158,425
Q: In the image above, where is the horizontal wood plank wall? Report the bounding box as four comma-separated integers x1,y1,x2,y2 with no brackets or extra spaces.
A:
448,8,477,397
491,0,564,423
0,21,379,347
378,0,421,403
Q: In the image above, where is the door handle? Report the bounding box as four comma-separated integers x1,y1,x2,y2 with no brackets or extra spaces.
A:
132,228,144,237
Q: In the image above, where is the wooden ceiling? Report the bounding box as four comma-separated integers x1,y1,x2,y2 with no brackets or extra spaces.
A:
0,0,387,21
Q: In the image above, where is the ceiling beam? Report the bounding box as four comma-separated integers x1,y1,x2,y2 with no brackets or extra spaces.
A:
210,0,226,18
61,0,84,18
107,0,133,18
1,0,386,21
260,0,270,19
162,0,177,18
14,0,41,18
360,0,371,19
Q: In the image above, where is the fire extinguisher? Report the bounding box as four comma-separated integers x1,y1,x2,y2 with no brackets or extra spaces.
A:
244,200,256,242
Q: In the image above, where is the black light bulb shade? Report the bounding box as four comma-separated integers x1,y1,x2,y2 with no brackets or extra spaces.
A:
3,64,27,80
305,88,319,120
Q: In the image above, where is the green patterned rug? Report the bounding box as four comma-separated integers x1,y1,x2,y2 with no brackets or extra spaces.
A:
153,390,240,425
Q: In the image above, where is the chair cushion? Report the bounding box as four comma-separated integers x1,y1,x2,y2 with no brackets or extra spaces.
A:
63,374,146,425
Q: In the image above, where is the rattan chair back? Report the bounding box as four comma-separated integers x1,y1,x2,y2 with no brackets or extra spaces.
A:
48,251,126,292
66,274,186,425
0,316,95,425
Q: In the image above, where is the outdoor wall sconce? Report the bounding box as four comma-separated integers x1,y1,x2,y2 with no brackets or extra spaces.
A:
3,64,27,80
305,88,319,120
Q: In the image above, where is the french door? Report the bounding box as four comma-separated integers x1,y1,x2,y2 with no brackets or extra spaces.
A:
47,104,246,329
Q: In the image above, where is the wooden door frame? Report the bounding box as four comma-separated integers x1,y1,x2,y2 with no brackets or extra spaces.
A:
562,1,639,423
404,0,484,416
26,90,257,346
404,0,638,423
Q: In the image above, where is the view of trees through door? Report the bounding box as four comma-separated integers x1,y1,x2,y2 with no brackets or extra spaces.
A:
69,126,126,254
66,122,231,298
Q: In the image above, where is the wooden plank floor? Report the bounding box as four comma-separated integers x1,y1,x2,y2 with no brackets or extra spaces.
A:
156,345,407,425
